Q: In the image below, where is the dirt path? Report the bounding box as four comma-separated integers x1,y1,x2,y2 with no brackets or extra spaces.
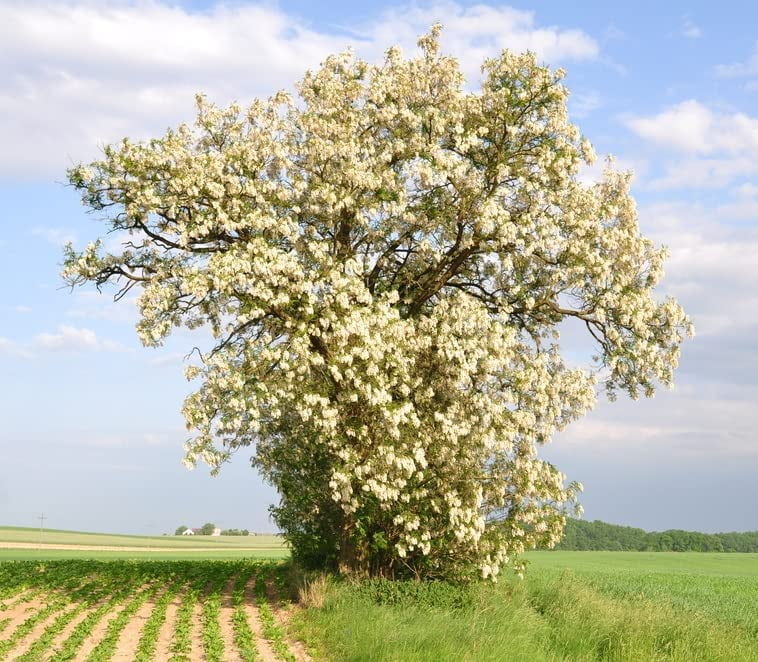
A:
218,576,242,662
111,584,171,660
153,585,186,660
243,574,276,662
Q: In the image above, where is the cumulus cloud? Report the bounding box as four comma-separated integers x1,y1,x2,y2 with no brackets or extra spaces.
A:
1,324,134,356
625,100,758,155
0,0,598,178
31,324,130,353
625,101,758,190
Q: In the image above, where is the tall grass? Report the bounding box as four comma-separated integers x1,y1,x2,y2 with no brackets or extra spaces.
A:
292,567,758,661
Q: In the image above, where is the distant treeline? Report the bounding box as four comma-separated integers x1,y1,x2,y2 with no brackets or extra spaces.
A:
554,519,758,552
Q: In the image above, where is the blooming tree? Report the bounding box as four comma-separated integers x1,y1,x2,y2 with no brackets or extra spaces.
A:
64,27,691,581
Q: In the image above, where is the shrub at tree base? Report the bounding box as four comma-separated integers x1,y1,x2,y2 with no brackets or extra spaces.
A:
63,26,691,582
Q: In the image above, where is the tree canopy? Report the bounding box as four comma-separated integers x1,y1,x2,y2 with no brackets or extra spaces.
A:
554,520,758,553
63,26,691,581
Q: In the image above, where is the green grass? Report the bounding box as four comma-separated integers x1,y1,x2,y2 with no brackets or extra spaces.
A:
293,552,758,661
0,525,285,549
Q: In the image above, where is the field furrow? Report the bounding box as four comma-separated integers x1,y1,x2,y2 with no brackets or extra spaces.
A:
231,571,258,662
4,601,79,659
110,583,173,661
0,595,48,654
50,582,152,662
132,582,183,661
217,575,242,662
44,595,113,661
188,594,206,661
0,596,72,659
255,567,295,662
266,569,311,662
84,583,163,661
243,572,274,662
168,582,201,661
152,585,186,661
0,588,37,611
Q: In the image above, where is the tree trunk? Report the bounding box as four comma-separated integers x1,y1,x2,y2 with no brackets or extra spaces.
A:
337,524,370,577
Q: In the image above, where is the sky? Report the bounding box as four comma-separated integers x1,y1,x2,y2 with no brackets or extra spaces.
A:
1,0,757,536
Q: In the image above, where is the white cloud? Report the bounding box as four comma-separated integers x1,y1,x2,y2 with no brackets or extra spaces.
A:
625,100,758,155
626,101,758,190
31,226,77,246
149,352,187,367
0,337,33,359
569,91,602,118
0,1,598,178
681,17,702,39
640,201,758,339
715,42,758,78
66,291,139,324
645,157,758,191
31,324,131,353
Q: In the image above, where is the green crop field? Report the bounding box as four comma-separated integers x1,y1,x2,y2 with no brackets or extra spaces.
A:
0,526,286,549
0,558,300,661
2,550,757,660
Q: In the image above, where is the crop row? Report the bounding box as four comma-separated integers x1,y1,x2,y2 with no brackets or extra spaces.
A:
0,560,299,661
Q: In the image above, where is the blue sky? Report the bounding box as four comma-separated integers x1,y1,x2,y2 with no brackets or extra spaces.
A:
1,0,757,535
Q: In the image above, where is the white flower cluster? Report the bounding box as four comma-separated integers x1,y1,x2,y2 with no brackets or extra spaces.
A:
63,27,691,581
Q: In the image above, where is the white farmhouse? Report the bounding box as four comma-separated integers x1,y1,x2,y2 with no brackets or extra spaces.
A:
182,529,195,535
211,527,221,536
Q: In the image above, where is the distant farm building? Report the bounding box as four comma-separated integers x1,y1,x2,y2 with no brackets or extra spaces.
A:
182,529,194,535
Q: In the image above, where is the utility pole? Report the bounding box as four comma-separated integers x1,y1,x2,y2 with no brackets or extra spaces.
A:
38,513,47,548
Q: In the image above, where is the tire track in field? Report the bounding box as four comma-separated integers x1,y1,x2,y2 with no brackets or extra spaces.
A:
265,574,311,662
243,573,276,662
217,575,242,662
109,583,172,660
153,585,186,661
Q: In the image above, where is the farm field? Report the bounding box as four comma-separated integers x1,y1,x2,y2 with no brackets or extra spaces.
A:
0,526,285,549
2,550,757,660
0,558,303,661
